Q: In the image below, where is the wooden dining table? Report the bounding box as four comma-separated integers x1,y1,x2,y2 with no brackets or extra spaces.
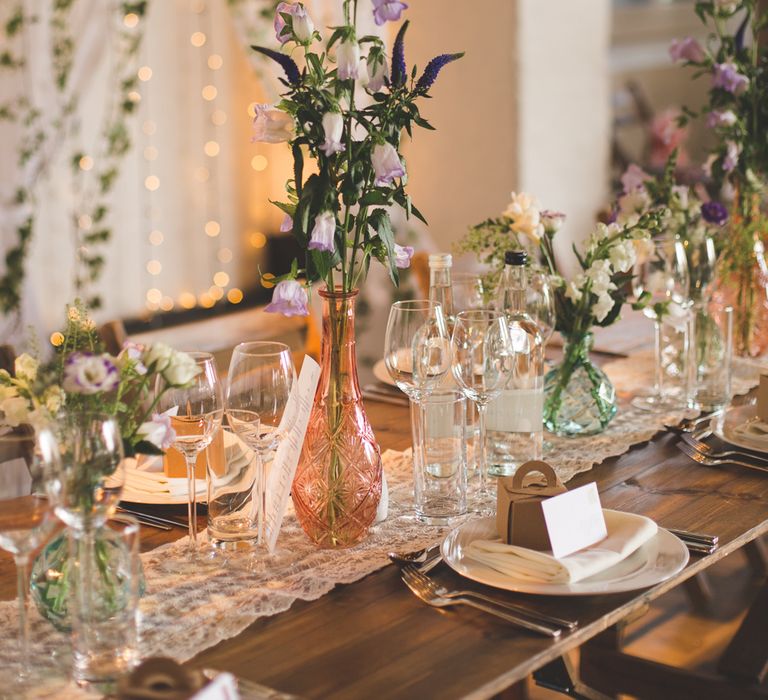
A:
1,388,767,699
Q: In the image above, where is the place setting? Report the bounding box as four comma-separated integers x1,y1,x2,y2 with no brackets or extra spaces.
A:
1,0,768,698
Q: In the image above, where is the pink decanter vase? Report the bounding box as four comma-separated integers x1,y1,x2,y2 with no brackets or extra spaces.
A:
292,287,382,548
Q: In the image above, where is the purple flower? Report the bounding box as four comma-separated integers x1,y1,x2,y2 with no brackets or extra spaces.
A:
371,142,405,186
265,280,310,317
669,37,705,63
541,210,566,234
372,0,407,25
701,201,728,226
280,213,293,232
390,20,409,87
415,52,463,93
274,2,313,44
137,410,177,451
251,46,301,85
63,352,119,395
713,61,749,95
394,244,414,269
308,211,336,253
706,109,737,128
620,164,651,193
336,40,361,81
723,140,741,173
117,341,147,375
320,112,345,156
252,104,294,144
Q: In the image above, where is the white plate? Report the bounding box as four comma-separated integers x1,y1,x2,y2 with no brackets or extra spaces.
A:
712,404,768,454
441,517,689,596
373,359,396,387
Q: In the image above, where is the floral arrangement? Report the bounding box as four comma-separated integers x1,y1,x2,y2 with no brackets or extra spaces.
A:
615,157,728,247
250,0,462,309
0,303,199,457
668,1,768,353
459,191,663,334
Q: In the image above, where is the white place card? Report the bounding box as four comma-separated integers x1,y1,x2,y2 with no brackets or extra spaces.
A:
265,355,321,552
192,672,240,700
540,482,607,559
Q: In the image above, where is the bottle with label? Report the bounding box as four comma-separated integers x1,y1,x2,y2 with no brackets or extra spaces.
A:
486,250,544,476
428,253,455,334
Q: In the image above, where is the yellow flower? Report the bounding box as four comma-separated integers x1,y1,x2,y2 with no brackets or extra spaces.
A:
50,332,65,347
14,354,38,382
503,192,543,242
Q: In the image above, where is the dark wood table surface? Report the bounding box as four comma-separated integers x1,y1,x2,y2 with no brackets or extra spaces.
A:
1,396,767,698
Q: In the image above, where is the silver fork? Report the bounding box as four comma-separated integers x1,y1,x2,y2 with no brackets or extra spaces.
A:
403,565,578,630
676,441,768,475
401,566,561,637
681,433,768,467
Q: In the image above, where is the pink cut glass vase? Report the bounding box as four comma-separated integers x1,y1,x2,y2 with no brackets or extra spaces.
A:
292,287,382,548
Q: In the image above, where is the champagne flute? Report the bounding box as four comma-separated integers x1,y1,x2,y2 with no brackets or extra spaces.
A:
224,342,295,558
385,300,451,509
632,235,691,411
156,352,223,570
0,427,60,682
451,310,511,509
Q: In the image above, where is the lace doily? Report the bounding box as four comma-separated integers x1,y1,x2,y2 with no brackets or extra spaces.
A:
0,351,763,698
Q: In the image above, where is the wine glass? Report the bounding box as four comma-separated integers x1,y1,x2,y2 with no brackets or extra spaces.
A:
384,300,451,402
527,269,556,346
452,272,486,313
451,310,511,510
156,352,223,570
385,300,451,506
0,427,60,682
224,342,295,559
632,235,691,411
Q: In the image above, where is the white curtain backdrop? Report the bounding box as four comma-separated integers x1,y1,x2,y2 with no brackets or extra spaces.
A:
0,0,381,345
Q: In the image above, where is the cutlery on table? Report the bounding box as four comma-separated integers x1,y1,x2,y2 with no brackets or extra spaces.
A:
388,544,440,566
401,565,562,637
666,410,722,433
117,506,186,530
116,510,171,531
681,433,768,467
676,441,768,475
666,528,718,546
403,565,578,630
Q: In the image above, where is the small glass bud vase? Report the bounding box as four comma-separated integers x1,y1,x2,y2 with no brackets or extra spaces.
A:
543,332,617,436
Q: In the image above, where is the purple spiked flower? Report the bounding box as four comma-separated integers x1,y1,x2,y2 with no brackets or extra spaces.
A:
701,201,728,226
734,11,750,52
251,45,301,85
390,20,409,87
414,52,464,93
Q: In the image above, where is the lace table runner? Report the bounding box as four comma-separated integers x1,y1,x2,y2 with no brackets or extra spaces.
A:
1,352,764,698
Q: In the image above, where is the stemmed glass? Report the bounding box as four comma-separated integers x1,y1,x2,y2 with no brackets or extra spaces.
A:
632,235,691,411
224,342,295,558
384,300,451,498
451,310,511,510
156,352,223,570
452,273,486,313
0,427,60,682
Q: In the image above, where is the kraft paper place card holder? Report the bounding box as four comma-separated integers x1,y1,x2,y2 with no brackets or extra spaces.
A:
758,373,768,422
496,460,607,558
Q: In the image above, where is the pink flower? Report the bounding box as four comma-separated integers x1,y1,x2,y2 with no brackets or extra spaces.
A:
669,37,706,63
137,410,177,451
394,244,414,269
713,61,749,95
540,211,566,234
252,104,294,144
620,164,652,194
117,341,146,375
265,280,310,317
706,109,737,128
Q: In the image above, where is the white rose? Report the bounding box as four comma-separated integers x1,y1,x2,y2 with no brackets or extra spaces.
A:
593,293,615,323
162,351,200,386
1,396,30,427
142,343,174,372
14,354,38,382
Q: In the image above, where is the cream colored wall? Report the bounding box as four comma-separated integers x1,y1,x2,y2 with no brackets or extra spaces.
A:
402,0,612,276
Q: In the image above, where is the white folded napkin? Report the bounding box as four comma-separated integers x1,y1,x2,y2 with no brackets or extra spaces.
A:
466,510,658,584
124,461,207,496
733,418,768,445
